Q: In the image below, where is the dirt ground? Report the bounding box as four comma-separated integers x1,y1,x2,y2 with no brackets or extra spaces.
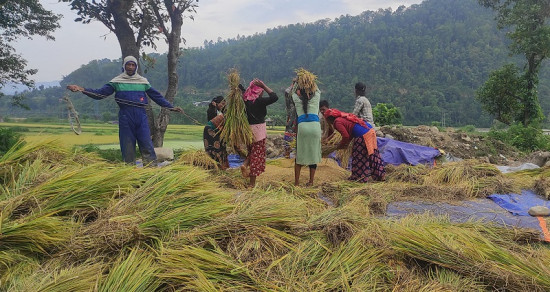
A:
256,158,350,186
247,125,547,187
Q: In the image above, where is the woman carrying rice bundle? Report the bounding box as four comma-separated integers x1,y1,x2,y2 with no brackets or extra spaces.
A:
203,96,229,170
292,69,322,186
323,108,385,182
240,78,279,187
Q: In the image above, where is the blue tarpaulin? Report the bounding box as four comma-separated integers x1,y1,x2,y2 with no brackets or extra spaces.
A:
377,137,441,166
488,190,550,216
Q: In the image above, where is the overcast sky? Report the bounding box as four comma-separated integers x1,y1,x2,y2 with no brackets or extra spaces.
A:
14,0,423,82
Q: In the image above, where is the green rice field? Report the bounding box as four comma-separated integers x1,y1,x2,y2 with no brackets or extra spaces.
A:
2,122,284,149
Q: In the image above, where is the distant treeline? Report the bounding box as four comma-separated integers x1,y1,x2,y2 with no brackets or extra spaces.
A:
4,0,550,127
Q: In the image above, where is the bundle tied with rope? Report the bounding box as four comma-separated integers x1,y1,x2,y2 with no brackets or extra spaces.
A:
62,93,82,135
219,69,253,156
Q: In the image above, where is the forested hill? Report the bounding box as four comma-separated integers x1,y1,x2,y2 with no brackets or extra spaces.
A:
8,0,550,126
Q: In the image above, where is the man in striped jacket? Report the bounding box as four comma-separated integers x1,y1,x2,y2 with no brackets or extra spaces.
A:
67,56,184,165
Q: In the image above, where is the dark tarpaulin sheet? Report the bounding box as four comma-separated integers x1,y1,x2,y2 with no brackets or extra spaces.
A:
377,137,441,166
386,198,543,232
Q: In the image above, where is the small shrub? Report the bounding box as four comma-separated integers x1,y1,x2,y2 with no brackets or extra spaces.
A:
373,103,402,126
459,125,476,133
488,123,550,152
0,127,23,155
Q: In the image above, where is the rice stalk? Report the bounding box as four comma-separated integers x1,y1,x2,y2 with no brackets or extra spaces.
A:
423,160,500,186
7,262,103,292
0,215,74,255
322,131,353,168
178,149,219,170
219,69,253,156
294,68,318,94
386,215,550,291
158,244,269,291
0,251,40,291
268,231,390,291
26,163,141,216
98,248,160,292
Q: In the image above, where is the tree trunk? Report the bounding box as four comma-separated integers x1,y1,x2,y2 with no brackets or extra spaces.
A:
151,3,184,147
108,0,140,59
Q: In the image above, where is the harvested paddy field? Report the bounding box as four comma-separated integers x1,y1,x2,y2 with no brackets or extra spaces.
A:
3,135,550,291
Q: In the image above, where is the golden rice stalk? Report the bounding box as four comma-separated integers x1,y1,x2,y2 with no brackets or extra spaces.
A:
178,149,219,170
98,248,161,292
294,68,318,94
8,262,104,292
158,244,266,291
423,160,500,186
322,132,353,168
268,231,389,291
386,215,550,291
1,215,74,255
219,69,253,156
0,251,40,290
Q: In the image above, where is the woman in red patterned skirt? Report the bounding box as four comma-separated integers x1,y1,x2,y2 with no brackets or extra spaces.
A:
323,109,385,182
241,79,279,187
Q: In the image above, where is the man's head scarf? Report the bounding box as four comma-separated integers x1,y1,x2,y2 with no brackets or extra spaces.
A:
110,56,149,84
243,80,264,102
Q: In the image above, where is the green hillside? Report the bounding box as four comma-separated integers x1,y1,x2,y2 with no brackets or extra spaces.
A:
4,0,550,127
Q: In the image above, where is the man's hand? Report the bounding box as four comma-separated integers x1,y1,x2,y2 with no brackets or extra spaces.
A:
67,85,84,92
170,106,185,114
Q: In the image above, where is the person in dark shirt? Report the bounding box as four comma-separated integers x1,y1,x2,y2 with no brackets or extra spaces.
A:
240,78,279,187
203,96,228,170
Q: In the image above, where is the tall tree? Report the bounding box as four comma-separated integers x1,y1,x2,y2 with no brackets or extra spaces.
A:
0,0,61,105
62,0,197,146
478,0,550,126
149,0,198,146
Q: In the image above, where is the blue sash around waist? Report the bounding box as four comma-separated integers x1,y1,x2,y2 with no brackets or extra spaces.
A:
297,114,320,124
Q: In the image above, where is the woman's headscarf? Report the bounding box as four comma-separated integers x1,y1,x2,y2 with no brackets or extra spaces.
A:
243,80,264,102
323,109,367,128
110,56,149,84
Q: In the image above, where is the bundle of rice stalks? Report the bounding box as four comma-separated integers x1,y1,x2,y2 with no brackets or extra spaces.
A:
295,68,318,94
26,163,141,216
0,251,40,290
135,167,233,238
181,188,309,245
474,176,520,197
158,244,268,291
178,149,219,170
269,231,390,291
0,159,53,203
322,132,353,168
7,262,103,292
423,160,500,186
308,196,371,246
62,213,143,261
98,248,160,292
219,69,253,156
385,163,429,184
386,215,550,291
534,176,550,200
221,225,299,270
1,215,74,256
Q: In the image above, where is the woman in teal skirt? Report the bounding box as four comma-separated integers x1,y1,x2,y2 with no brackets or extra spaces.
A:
292,76,322,186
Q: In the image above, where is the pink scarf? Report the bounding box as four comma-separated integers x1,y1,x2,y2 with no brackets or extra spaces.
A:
243,80,264,102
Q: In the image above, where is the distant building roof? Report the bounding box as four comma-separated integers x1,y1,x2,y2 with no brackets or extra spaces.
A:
193,100,211,107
